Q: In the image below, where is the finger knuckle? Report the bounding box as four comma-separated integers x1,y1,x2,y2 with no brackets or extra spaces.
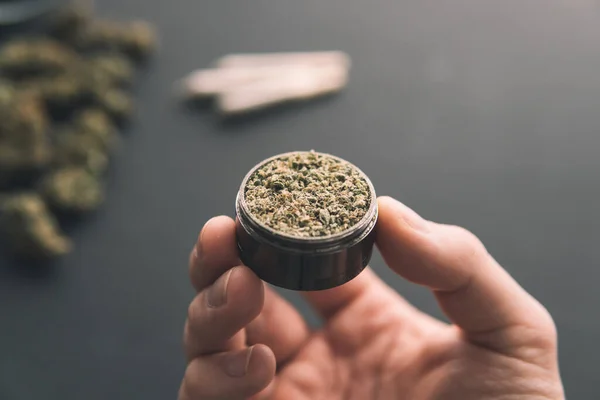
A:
188,247,198,274
182,361,205,398
186,295,204,329
509,303,558,356
449,225,489,264
182,321,200,360
535,305,559,349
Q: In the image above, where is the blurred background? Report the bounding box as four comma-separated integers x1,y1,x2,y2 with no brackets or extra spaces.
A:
1,0,599,398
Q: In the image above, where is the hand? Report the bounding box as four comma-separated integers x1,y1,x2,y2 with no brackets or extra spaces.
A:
179,196,565,400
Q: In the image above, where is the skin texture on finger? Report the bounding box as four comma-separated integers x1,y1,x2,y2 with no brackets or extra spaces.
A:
184,266,263,360
248,380,276,400
190,215,311,365
301,266,442,331
189,216,241,292
301,268,377,319
270,334,339,400
375,196,558,360
179,344,276,400
245,285,311,365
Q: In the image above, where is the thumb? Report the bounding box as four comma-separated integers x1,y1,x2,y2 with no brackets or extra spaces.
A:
375,196,557,361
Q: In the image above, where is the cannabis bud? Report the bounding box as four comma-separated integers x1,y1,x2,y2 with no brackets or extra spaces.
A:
52,127,110,176
87,53,135,87
94,88,135,122
0,0,157,260
20,75,85,108
0,193,72,260
72,107,119,152
123,20,158,61
40,167,104,213
75,20,157,62
48,0,94,42
0,38,77,77
0,90,51,182
0,80,16,107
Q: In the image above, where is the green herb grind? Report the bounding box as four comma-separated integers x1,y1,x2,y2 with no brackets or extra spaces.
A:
244,151,371,238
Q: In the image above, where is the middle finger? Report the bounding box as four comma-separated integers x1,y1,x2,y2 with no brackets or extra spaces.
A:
246,286,311,365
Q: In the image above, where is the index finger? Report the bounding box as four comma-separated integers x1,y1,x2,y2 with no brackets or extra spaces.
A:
188,215,311,363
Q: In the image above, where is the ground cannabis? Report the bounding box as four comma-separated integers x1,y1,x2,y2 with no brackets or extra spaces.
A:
244,151,372,238
0,0,157,260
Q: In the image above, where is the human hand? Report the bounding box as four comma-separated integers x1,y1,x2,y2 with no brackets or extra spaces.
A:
179,196,564,400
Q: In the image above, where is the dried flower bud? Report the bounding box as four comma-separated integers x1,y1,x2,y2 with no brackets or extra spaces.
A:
87,53,135,86
44,76,86,106
0,91,50,174
0,80,16,107
95,87,134,122
72,107,118,152
0,193,72,260
52,128,109,176
48,0,95,42
0,38,77,77
122,20,157,61
74,19,157,61
19,75,85,107
40,167,104,213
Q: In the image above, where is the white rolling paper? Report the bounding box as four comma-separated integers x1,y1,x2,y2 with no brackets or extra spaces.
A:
216,51,351,70
217,64,348,115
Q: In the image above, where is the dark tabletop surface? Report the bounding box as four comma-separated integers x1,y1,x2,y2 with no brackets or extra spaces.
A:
1,0,599,398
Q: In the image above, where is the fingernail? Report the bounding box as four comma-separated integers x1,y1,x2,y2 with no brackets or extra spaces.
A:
206,268,234,308
196,219,211,259
190,246,198,264
223,346,254,378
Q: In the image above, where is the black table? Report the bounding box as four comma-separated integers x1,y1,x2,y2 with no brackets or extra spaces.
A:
1,0,598,398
